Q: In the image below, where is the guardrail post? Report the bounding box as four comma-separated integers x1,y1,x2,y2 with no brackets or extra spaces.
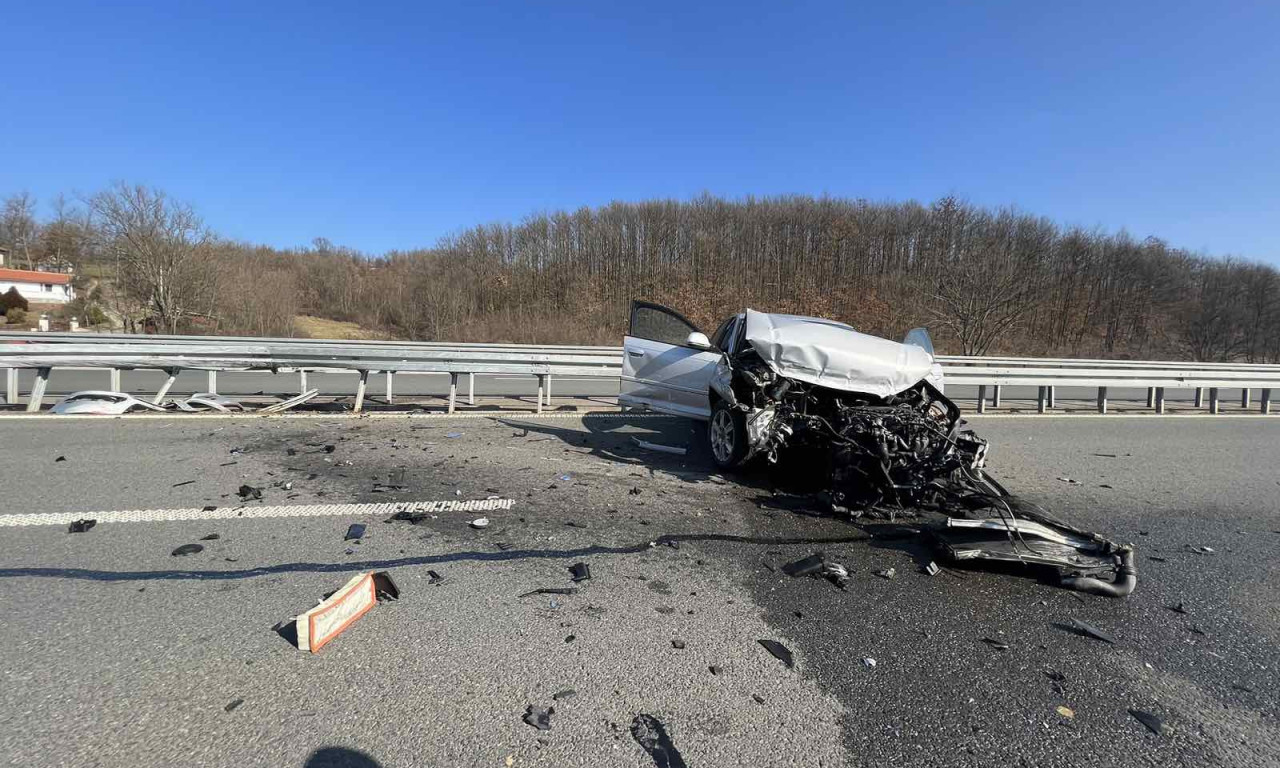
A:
1037,386,1047,414
1154,387,1165,414
26,367,50,412
976,385,987,414
1263,389,1272,414
206,370,217,394
1209,388,1220,414
448,373,458,414
385,372,394,404
1241,389,1251,409
537,374,547,414
1097,387,1108,414
1046,386,1055,410
1146,388,1155,409
1194,387,1203,408
6,367,19,404
546,374,552,405
110,368,121,392
299,370,308,394
991,385,1001,408
153,368,178,404
354,370,369,413
468,373,475,406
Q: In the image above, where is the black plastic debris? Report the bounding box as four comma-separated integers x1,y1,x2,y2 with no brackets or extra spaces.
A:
68,519,96,534
224,698,244,713
565,634,576,643
172,480,195,488
200,533,220,541
758,639,794,668
287,448,298,456
202,505,217,513
568,562,591,582
1128,709,1164,736
1063,618,1116,644
427,570,445,585
54,456,66,462
323,445,336,453
708,665,723,675
1168,602,1189,614
522,705,553,731
752,694,765,705
629,487,642,496
782,553,825,577
631,713,688,768
519,587,579,598
372,571,400,602
171,543,204,556
552,689,576,701
345,524,366,541
980,637,1010,651
655,606,675,615
386,509,429,525
229,447,244,456
237,485,263,501
671,639,686,649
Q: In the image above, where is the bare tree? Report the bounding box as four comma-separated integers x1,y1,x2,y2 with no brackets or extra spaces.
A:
90,183,216,334
1,192,38,269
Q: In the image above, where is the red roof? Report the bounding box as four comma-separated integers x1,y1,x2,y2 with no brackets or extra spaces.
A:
0,268,72,285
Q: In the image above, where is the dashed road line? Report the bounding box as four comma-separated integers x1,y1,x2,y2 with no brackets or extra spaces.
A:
0,499,516,527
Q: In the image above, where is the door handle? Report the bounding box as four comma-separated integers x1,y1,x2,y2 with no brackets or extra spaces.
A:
627,349,646,357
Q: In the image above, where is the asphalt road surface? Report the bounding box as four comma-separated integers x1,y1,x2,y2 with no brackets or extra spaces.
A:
1,414,1278,767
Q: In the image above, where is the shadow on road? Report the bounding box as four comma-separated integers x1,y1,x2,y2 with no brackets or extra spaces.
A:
303,747,382,768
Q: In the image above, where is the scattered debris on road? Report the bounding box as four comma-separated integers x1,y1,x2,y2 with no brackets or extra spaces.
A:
54,455,66,462
48,391,168,415
522,705,553,731
427,570,445,585
171,543,204,556
568,562,591,582
1056,706,1075,719
172,480,195,488
758,639,795,668
67,519,96,533
224,698,244,713
632,437,688,455
874,567,897,580
631,714,688,768
671,639,686,649
519,587,578,598
236,485,263,501
470,517,490,529
980,637,1010,651
345,524,366,541
862,657,877,668
199,533,219,541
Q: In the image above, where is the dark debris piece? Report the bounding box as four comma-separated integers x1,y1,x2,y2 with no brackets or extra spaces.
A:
1064,618,1116,644
981,637,1010,651
55,456,66,462
236,485,263,501
224,698,244,713
1128,709,1164,736
427,570,445,585
708,665,723,675
781,553,825,577
171,543,204,556
552,689,576,701
671,639,686,649
67,519,96,534
519,587,578,598
569,562,591,582
172,480,196,488
345,524,366,541
631,713,688,768
1168,602,1189,614
323,445,336,453
199,533,220,541
372,571,400,602
758,639,794,668
522,704,553,731
752,694,765,705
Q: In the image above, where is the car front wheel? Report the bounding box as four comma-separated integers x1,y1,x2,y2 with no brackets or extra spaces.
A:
708,399,748,469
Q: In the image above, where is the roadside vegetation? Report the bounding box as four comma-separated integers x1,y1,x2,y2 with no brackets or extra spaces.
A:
2,187,1277,360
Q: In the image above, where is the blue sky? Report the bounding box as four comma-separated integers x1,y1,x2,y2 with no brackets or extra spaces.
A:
2,2,1277,260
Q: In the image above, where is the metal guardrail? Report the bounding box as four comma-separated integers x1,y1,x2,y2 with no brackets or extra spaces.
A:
2,332,1277,415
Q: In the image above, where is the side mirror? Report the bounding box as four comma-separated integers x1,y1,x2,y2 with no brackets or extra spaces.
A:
685,331,712,350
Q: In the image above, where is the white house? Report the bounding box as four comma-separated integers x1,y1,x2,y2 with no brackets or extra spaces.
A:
0,267,76,304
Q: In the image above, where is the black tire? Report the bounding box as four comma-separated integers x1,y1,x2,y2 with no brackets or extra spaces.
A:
708,399,749,469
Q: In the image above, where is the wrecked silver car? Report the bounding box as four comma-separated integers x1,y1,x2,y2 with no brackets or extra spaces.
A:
620,302,1135,597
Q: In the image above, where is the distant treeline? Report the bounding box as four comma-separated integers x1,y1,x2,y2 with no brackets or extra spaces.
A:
3,189,1277,360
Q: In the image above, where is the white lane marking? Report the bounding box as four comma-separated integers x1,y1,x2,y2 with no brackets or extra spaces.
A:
0,499,516,527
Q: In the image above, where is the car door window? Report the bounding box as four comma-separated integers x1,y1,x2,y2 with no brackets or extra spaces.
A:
709,316,737,351
629,301,700,347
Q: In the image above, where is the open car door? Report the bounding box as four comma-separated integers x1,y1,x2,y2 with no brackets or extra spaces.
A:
619,301,721,419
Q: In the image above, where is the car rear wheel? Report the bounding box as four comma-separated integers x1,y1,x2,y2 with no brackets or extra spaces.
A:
708,400,748,469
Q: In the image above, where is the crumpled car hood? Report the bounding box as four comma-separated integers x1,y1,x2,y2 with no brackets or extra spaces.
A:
743,309,938,398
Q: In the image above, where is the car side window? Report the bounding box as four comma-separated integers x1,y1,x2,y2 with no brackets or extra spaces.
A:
631,304,698,346
709,316,737,351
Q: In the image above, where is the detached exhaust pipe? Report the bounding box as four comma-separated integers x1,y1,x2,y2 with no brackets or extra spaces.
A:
1061,548,1137,598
